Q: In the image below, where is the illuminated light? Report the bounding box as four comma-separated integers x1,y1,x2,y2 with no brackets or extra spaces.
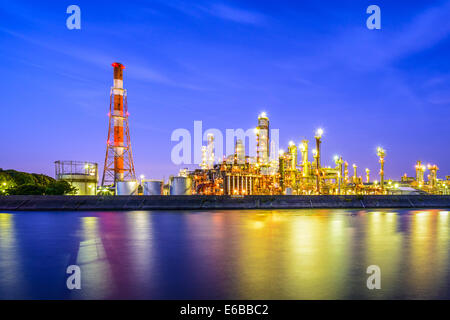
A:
312,149,317,156
112,62,125,69
140,175,145,180
316,128,324,137
333,155,339,162
252,221,265,229
289,141,294,146
279,149,285,156
440,211,449,215
259,112,268,119
394,183,399,189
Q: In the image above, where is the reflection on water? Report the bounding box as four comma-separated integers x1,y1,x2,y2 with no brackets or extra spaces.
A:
0,209,449,300
0,214,25,299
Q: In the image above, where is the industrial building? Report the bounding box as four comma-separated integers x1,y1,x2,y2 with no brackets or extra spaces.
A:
181,113,449,196
55,63,449,197
55,161,98,195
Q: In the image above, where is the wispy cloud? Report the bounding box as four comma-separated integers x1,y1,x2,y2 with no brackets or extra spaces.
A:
0,27,205,90
389,0,450,59
161,1,266,25
322,0,450,70
127,65,206,90
202,3,266,25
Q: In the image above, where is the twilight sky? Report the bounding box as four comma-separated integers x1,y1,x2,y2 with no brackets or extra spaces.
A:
0,0,449,181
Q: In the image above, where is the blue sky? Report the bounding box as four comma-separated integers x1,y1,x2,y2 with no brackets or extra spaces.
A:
0,0,449,180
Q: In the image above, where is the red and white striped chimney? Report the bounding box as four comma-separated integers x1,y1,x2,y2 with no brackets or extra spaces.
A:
112,62,125,181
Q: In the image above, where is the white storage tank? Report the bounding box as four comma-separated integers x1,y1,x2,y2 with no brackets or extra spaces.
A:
54,161,98,196
170,176,192,195
143,180,163,195
116,181,139,195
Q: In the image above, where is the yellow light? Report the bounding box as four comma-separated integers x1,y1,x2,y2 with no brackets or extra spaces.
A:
252,221,265,229
316,128,324,137
333,155,339,162
289,141,294,146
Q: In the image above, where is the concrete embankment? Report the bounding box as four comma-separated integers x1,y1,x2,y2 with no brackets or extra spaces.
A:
0,195,449,211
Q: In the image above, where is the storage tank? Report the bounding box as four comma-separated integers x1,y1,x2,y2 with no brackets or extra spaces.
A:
170,176,192,195
116,181,139,195
143,180,163,195
54,161,98,196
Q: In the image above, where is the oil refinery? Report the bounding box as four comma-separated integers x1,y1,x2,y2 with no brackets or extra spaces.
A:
55,63,450,197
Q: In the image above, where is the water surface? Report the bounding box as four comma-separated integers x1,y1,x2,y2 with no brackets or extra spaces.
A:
0,209,449,299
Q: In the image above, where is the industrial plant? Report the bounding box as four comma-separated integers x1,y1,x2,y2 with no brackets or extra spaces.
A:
55,63,450,196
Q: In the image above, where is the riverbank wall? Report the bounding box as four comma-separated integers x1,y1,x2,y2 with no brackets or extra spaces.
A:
0,195,449,211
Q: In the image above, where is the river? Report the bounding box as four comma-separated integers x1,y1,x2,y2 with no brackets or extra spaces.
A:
0,209,449,299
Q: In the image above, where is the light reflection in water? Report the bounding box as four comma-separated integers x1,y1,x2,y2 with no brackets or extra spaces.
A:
407,210,450,299
124,211,155,297
71,216,115,299
365,211,402,299
0,209,449,299
0,213,25,298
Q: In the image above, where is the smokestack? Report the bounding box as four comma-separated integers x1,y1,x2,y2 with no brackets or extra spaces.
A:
112,62,125,182
102,62,136,186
